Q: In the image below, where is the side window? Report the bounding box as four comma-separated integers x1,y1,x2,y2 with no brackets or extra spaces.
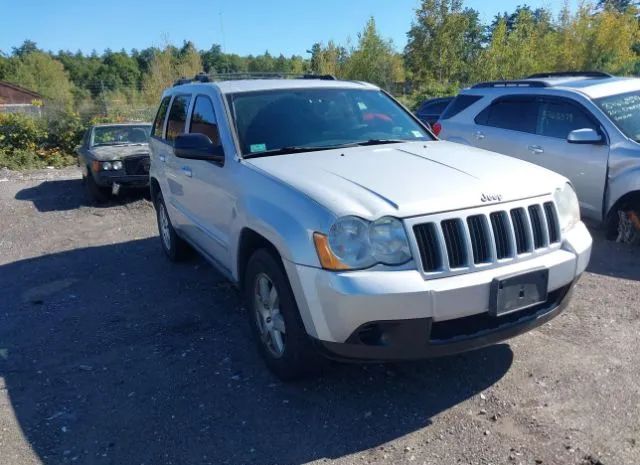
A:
537,100,598,139
152,96,171,138
441,95,482,120
189,95,221,146
475,97,538,134
166,95,192,142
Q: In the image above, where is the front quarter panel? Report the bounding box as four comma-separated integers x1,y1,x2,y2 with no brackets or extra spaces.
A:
606,142,640,215
230,162,336,280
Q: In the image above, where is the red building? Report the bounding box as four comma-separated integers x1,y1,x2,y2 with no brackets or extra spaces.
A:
0,81,42,114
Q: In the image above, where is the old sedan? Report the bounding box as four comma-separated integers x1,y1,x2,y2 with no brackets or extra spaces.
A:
76,123,152,202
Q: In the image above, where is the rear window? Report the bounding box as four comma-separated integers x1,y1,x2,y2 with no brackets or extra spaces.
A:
166,95,192,142
475,97,538,134
419,99,451,114
441,95,482,120
151,96,171,138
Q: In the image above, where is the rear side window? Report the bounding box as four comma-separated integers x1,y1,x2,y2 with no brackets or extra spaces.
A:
537,100,598,139
441,95,482,120
189,95,221,146
151,96,171,138
166,95,192,142
475,97,538,134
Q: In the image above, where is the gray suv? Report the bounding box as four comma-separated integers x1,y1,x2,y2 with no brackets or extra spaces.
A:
437,72,640,244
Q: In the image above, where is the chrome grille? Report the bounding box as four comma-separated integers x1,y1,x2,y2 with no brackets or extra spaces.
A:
412,200,561,275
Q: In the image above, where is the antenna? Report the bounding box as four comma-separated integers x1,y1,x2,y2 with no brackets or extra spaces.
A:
219,11,227,53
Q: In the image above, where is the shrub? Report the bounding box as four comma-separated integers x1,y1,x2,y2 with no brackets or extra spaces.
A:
0,113,47,151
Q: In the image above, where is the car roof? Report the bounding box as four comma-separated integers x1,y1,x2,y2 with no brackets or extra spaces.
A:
170,78,380,95
466,74,640,100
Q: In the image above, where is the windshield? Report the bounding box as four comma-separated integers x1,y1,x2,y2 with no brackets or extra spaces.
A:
595,90,640,142
92,125,151,146
229,88,433,156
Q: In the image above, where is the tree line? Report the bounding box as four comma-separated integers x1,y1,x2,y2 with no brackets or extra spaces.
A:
0,0,638,117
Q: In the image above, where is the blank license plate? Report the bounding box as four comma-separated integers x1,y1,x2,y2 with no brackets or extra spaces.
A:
490,269,549,317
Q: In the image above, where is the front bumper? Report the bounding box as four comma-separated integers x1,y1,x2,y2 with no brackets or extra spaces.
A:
93,171,149,188
284,222,592,361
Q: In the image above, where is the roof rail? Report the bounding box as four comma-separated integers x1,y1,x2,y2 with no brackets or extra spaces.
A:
173,72,337,86
527,71,612,79
472,80,549,89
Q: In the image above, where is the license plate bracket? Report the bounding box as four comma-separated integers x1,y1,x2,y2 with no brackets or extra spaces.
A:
489,268,549,317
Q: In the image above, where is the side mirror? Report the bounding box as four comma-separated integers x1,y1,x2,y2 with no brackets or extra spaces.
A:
567,128,603,145
174,133,225,163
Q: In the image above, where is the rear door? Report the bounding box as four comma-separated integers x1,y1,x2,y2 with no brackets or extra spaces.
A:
519,97,609,220
472,96,539,156
163,94,193,230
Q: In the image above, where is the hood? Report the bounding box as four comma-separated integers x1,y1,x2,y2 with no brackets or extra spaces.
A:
90,144,149,161
246,141,567,219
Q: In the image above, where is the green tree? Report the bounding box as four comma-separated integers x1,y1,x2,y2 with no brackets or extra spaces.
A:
7,51,74,105
405,0,483,83
343,18,404,89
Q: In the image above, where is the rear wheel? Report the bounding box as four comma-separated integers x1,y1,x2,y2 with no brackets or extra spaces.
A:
155,192,191,261
244,249,324,380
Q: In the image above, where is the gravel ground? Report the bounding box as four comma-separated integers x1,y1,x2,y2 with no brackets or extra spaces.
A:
0,168,638,465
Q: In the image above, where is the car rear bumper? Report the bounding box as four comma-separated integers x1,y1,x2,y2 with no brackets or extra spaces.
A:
284,222,592,360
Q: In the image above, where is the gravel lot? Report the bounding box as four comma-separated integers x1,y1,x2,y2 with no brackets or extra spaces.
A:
0,168,638,465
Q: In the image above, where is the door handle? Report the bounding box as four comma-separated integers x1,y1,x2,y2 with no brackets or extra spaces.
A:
181,166,192,177
528,145,544,154
159,155,166,162
475,131,485,140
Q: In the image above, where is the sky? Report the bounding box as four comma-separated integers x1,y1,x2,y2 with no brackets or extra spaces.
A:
1,0,578,57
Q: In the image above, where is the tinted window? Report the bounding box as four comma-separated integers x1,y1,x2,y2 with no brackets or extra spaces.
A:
189,96,221,146
230,88,432,155
419,99,450,114
166,95,192,142
537,100,597,139
476,98,538,133
152,96,171,138
441,95,482,120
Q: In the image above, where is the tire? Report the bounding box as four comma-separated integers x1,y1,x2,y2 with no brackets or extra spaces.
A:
244,249,324,381
84,171,110,204
155,192,191,261
615,209,640,245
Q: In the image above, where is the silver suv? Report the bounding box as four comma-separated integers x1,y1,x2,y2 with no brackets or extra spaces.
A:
437,72,640,244
149,75,591,380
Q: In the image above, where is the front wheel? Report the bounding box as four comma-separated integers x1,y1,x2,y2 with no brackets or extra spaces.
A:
616,209,640,245
244,249,324,380
84,171,110,204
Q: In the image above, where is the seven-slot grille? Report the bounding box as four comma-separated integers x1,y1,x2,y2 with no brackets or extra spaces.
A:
413,201,560,273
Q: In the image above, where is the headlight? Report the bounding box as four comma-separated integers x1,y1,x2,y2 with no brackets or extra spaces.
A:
553,183,580,232
369,217,411,264
102,161,113,171
112,160,123,170
328,216,375,269
314,216,412,270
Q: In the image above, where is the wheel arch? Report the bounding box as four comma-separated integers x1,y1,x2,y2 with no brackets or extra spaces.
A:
605,189,640,237
236,228,284,291
149,177,161,207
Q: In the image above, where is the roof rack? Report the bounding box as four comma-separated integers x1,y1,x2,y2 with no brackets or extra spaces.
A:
526,71,612,79
173,72,337,86
472,80,549,89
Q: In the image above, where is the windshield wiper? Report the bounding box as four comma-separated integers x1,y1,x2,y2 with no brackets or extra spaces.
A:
243,145,350,159
354,139,407,147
